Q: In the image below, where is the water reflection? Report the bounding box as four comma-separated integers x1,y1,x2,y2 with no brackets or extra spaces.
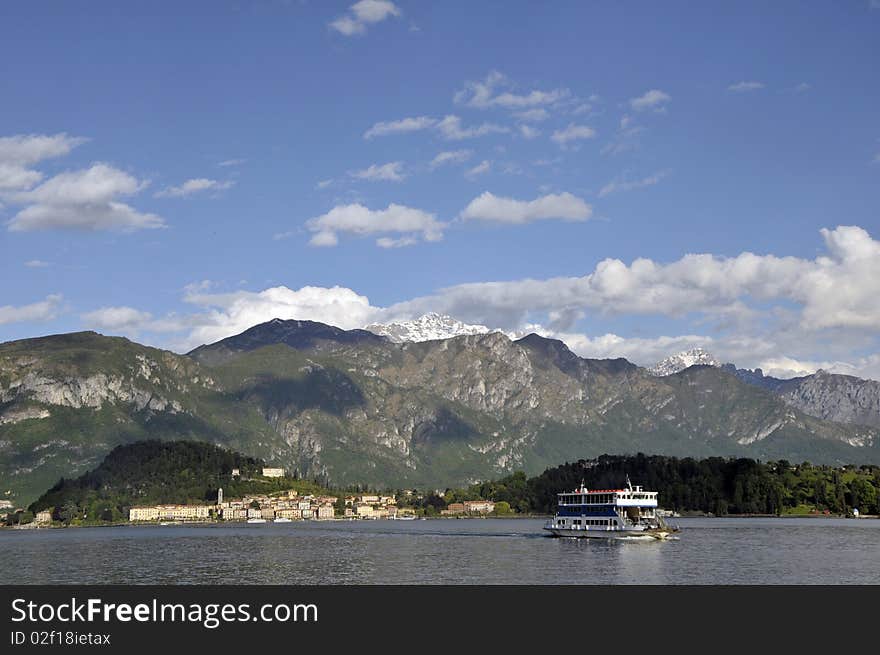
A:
1,518,878,585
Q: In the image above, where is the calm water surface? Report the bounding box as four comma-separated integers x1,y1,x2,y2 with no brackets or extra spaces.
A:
2,517,878,584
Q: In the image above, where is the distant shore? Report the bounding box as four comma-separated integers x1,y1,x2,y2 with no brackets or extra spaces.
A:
5,512,878,530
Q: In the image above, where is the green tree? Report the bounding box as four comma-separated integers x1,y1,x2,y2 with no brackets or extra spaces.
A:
59,501,79,525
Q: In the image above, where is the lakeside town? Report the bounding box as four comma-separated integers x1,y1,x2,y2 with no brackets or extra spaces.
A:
5,448,877,529
6,467,498,527
129,466,497,524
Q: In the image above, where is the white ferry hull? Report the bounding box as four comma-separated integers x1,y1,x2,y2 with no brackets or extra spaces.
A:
544,526,676,540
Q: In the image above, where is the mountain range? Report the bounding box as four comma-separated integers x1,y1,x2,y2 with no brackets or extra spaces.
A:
1,318,879,505
648,348,721,377
365,312,493,343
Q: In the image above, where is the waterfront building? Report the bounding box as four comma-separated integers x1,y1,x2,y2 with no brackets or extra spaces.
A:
35,509,53,524
157,504,210,520
317,504,334,519
262,467,285,478
355,504,375,518
129,506,161,521
128,504,211,521
464,500,496,514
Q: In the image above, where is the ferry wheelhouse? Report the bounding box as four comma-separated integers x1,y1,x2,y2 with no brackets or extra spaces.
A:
544,477,678,540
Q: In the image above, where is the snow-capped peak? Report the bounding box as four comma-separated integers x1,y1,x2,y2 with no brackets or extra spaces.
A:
648,348,720,376
365,313,493,343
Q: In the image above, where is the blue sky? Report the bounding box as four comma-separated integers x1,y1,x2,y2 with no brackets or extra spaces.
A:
2,1,879,378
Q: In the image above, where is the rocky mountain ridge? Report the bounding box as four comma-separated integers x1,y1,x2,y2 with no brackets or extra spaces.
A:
1,322,879,506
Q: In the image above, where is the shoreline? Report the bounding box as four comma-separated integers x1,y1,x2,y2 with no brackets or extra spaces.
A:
4,512,876,531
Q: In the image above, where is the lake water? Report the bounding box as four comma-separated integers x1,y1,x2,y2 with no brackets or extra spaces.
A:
2,517,878,584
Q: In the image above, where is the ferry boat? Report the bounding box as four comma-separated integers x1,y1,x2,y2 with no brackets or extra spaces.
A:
273,517,292,523
246,517,267,524
544,477,679,540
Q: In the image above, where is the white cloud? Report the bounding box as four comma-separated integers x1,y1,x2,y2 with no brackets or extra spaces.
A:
183,279,216,294
299,202,444,247
598,170,669,197
309,230,339,247
364,115,506,141
376,236,418,248
0,294,63,325
570,102,594,116
515,108,550,122
316,179,333,189
728,81,765,93
6,164,164,232
24,259,50,268
0,163,43,191
385,225,880,336
519,125,541,139
155,178,234,198
0,133,87,191
82,306,154,330
430,150,472,168
436,115,508,140
601,117,646,156
454,71,570,109
330,0,401,36
460,191,592,224
465,160,491,178
551,124,597,147
183,285,381,348
629,89,671,111
792,82,811,93
363,116,436,139
350,161,406,182
217,158,246,167
755,356,847,380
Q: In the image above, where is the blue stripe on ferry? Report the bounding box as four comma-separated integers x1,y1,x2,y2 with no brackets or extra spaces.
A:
556,508,618,517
